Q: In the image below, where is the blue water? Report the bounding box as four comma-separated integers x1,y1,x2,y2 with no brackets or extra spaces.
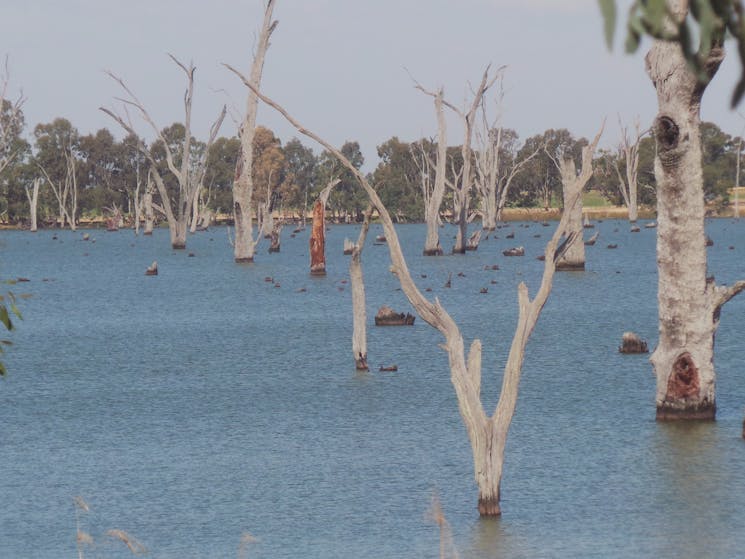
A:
1,220,745,558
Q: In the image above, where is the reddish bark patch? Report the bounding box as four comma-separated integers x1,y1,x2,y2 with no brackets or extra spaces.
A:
309,199,326,275
665,352,700,400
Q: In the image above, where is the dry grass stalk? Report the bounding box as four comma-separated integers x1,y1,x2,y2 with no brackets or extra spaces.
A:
427,494,461,559
73,496,90,512
76,530,93,545
106,529,147,554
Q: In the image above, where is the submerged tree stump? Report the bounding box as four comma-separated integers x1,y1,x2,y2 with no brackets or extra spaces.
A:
619,331,648,354
374,305,415,326
502,246,524,257
145,261,158,276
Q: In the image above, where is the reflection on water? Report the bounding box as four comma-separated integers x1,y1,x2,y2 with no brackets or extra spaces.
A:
1,220,745,558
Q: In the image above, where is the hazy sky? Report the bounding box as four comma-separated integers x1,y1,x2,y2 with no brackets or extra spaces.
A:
5,1,745,169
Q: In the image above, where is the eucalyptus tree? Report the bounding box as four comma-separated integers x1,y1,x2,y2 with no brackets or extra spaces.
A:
411,81,449,254
224,0,277,262
280,137,316,222
239,78,589,518
615,116,647,223
34,118,81,230
642,0,745,420
373,136,422,222
101,55,226,249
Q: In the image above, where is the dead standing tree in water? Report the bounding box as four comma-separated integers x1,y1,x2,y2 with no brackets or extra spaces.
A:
23,177,41,232
101,56,226,249
646,0,745,420
309,180,338,275
242,82,585,516
38,141,79,231
225,0,277,263
615,115,647,223
410,79,449,255
473,89,541,229
546,123,604,271
445,66,502,253
350,205,373,370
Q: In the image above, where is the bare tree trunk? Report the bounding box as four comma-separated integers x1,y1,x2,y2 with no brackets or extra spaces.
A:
244,84,587,516
143,171,155,235
552,126,603,271
646,1,745,420
411,83,448,255
308,182,336,275
616,116,645,223
350,205,373,370
447,68,501,253
24,177,40,232
229,0,277,262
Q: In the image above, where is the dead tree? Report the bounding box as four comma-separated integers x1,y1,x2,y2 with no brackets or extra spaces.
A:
243,82,586,516
615,115,646,223
224,0,277,262
445,66,502,253
350,205,373,370
38,143,79,231
142,168,155,235
411,81,449,255
547,123,604,271
0,56,25,177
646,0,745,420
23,177,41,232
474,93,541,229
100,56,226,249
309,180,338,275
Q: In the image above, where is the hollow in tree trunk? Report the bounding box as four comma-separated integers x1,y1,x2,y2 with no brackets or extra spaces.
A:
646,1,745,420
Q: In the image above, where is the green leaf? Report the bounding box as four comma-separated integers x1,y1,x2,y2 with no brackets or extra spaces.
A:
0,305,13,331
0,361,6,377
598,0,617,49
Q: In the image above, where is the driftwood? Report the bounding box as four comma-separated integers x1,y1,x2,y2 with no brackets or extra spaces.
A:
374,305,415,326
619,331,649,354
379,364,398,372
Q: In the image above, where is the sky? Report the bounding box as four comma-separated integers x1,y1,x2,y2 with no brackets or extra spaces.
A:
4,0,745,171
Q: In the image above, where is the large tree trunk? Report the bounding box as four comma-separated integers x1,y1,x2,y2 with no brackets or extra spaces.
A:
24,178,40,232
554,128,603,271
350,206,372,370
231,0,276,263
143,174,155,235
645,1,741,420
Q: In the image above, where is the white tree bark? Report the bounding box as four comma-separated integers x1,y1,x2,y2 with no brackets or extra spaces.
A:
646,0,745,420
615,116,646,223
38,143,78,231
0,57,25,177
550,124,604,271
244,83,587,516
412,82,449,255
445,66,502,253
350,205,373,370
143,169,155,235
225,0,277,262
24,177,41,232
100,56,225,249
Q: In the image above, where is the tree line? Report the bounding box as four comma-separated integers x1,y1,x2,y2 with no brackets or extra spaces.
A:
1,102,742,229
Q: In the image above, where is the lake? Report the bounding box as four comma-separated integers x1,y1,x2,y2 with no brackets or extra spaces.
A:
2,219,745,558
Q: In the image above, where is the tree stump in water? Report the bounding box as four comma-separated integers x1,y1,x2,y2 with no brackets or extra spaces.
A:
145,261,158,276
309,199,326,275
619,331,648,354
502,246,524,257
374,305,415,326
